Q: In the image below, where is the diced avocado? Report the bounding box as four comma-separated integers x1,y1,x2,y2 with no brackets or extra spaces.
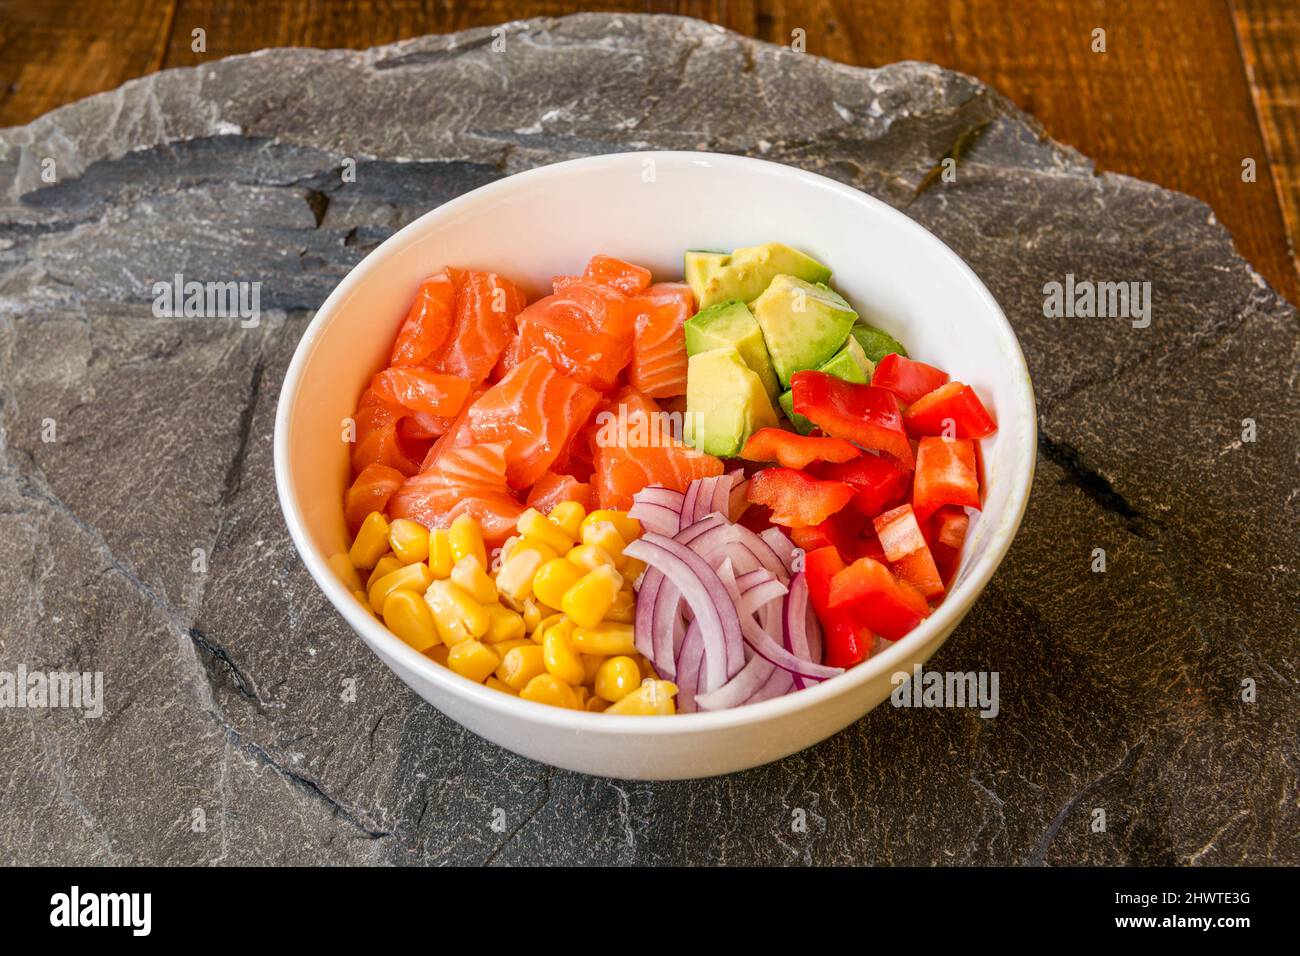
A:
684,250,730,305
685,347,778,457
698,242,831,309
817,335,874,384
777,338,874,435
779,390,816,435
751,275,857,388
850,321,908,363
683,299,781,402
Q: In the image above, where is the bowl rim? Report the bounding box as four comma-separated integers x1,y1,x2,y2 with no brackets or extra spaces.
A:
274,149,1037,735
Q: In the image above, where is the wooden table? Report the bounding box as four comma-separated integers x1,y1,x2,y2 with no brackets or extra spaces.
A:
2,0,1295,303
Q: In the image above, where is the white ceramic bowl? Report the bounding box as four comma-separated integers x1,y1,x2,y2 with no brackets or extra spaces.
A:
274,151,1036,780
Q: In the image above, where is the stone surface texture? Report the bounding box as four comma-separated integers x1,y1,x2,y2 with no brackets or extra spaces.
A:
0,14,1295,865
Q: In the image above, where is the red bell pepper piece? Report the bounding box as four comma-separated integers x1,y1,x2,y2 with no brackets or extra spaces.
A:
871,353,949,405
912,436,980,523
927,505,970,586
790,506,865,559
745,467,855,528
740,427,861,470
827,556,931,640
804,546,874,667
851,527,888,563
873,503,944,599
903,381,997,439
790,371,914,469
814,452,910,518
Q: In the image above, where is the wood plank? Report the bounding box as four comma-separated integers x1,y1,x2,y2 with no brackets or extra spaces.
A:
1232,0,1300,289
1,0,1293,301
754,0,1298,302
0,0,175,128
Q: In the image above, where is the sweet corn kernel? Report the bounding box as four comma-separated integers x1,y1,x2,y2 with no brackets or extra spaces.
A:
573,686,590,708
580,521,627,568
581,510,641,543
532,558,583,611
482,603,526,643
636,654,661,681
621,557,647,584
486,676,518,696
517,507,575,554
352,589,372,611
496,548,547,603
426,644,450,666
581,653,603,685
328,553,364,592
492,638,534,657
449,514,487,570
519,673,579,709
428,529,454,578
388,518,430,564
382,589,439,652
595,656,642,702
521,599,545,634
369,554,403,586
516,538,561,564
531,611,563,641
543,624,586,685
566,543,615,575
447,639,500,683
349,512,391,569
585,695,609,713
606,679,678,715
548,501,586,539
562,564,624,629
451,555,498,604
606,587,636,624
423,579,490,645
369,562,434,614
496,644,547,691
570,621,637,656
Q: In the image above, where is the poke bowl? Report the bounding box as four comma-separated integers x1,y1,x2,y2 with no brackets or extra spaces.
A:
274,151,1036,780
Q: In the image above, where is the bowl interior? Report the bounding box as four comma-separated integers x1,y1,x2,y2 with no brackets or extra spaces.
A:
277,151,1036,726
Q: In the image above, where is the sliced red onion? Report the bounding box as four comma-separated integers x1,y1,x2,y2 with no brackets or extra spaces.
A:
651,576,683,680
624,533,747,687
714,560,843,681
696,653,776,711
740,577,788,615
710,473,738,517
760,526,798,573
634,568,665,662
782,572,817,690
680,476,708,524
632,486,684,511
675,621,705,712
627,501,681,537
806,602,824,667
687,522,789,585
747,666,795,703
676,512,726,545
637,514,728,675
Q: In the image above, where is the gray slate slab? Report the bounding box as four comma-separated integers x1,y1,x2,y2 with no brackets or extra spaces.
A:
0,13,1295,866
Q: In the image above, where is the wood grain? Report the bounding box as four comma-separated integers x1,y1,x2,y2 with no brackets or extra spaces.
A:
0,0,1294,301
1233,0,1300,287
